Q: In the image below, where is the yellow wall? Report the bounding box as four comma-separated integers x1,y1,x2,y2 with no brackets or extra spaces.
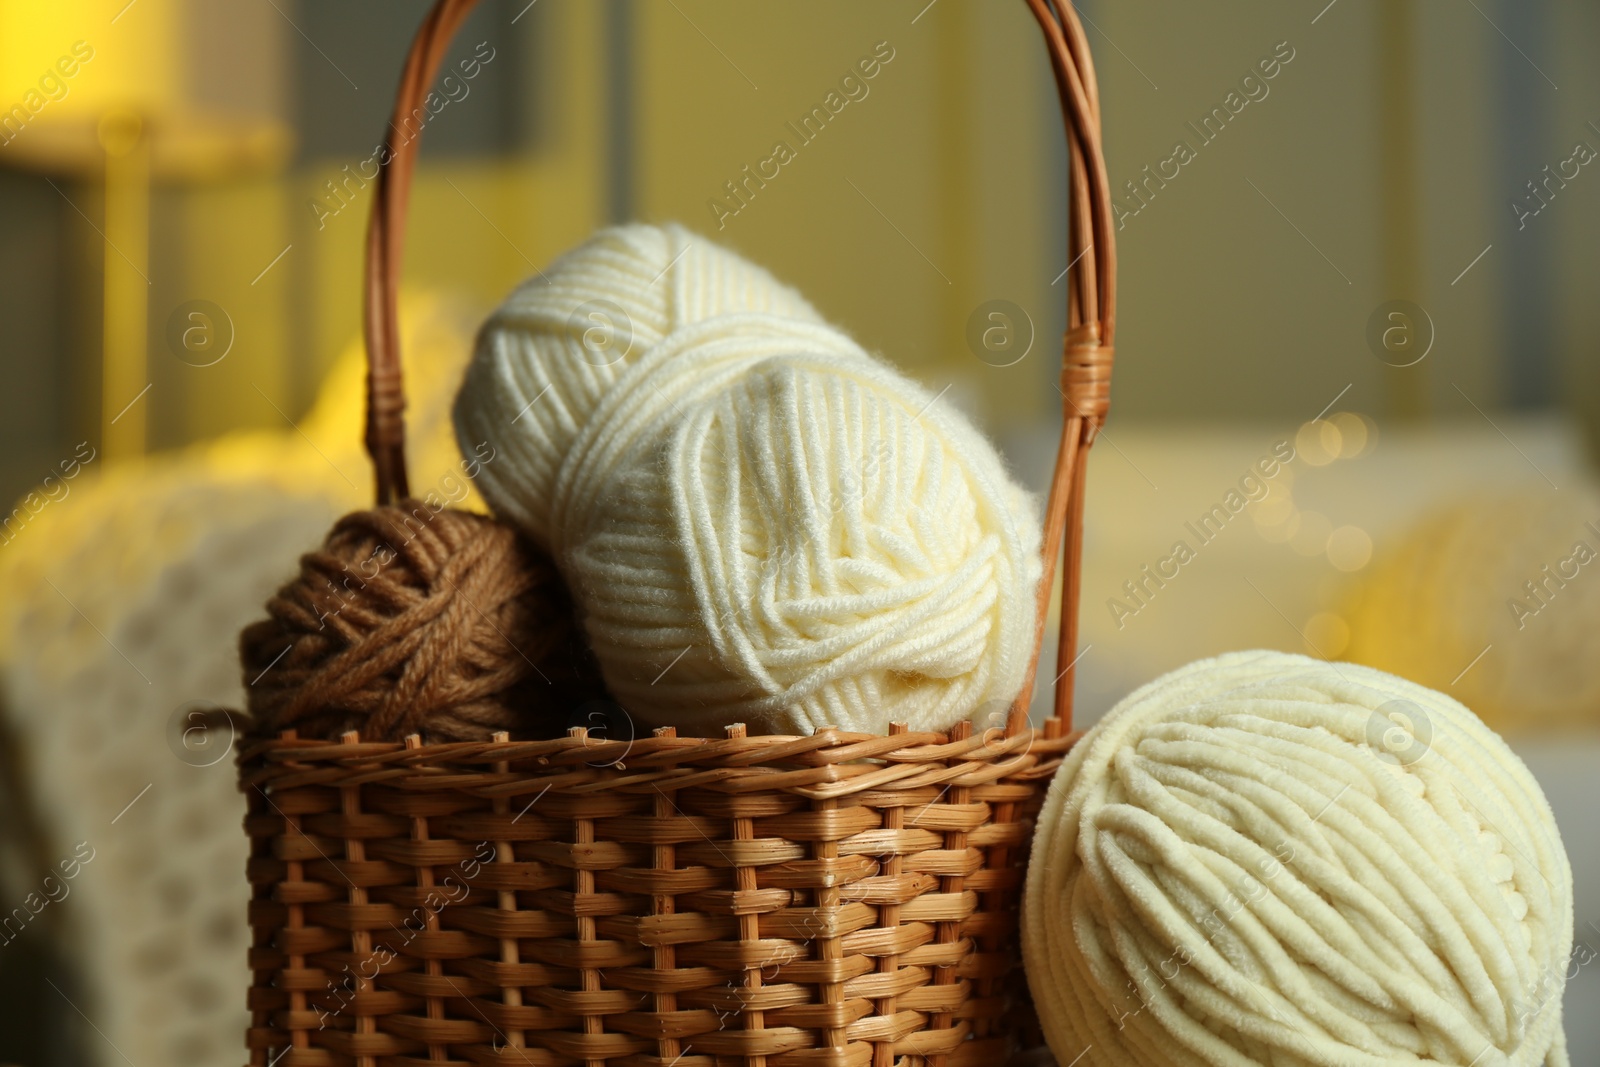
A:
15,0,1600,465
632,0,1062,432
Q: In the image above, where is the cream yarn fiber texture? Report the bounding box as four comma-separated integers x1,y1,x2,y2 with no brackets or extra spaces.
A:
457,221,823,546
1023,650,1573,1067
455,223,1041,735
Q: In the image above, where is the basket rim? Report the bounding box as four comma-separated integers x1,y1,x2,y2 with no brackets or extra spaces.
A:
237,725,1081,801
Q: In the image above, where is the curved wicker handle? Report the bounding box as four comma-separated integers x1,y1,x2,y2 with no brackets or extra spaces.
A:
363,0,1117,733
1013,0,1118,734
364,0,481,503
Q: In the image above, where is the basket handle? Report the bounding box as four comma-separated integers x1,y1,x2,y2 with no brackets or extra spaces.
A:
362,0,1116,735
364,0,480,504
1011,0,1118,735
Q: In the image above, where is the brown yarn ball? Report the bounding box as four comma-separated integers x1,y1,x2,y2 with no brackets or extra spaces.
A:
240,502,604,742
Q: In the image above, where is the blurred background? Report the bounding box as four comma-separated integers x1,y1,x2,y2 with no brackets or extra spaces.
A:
2,0,1598,1063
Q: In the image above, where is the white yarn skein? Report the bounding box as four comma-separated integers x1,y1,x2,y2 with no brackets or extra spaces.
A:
455,222,822,545
551,328,1041,735
457,223,1042,736
1023,651,1573,1067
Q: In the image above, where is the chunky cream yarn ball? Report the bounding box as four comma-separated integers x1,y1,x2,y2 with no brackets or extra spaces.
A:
456,222,823,545
456,224,1041,735
1024,650,1573,1067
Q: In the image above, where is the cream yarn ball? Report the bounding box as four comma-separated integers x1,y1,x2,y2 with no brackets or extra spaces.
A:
1023,650,1573,1067
456,224,1041,736
555,335,1041,735
456,222,823,545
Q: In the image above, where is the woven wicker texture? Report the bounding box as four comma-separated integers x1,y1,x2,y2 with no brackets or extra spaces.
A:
241,0,1117,1063
243,724,1075,1067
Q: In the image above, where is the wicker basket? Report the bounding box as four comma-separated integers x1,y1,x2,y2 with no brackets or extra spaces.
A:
239,1,1117,1064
